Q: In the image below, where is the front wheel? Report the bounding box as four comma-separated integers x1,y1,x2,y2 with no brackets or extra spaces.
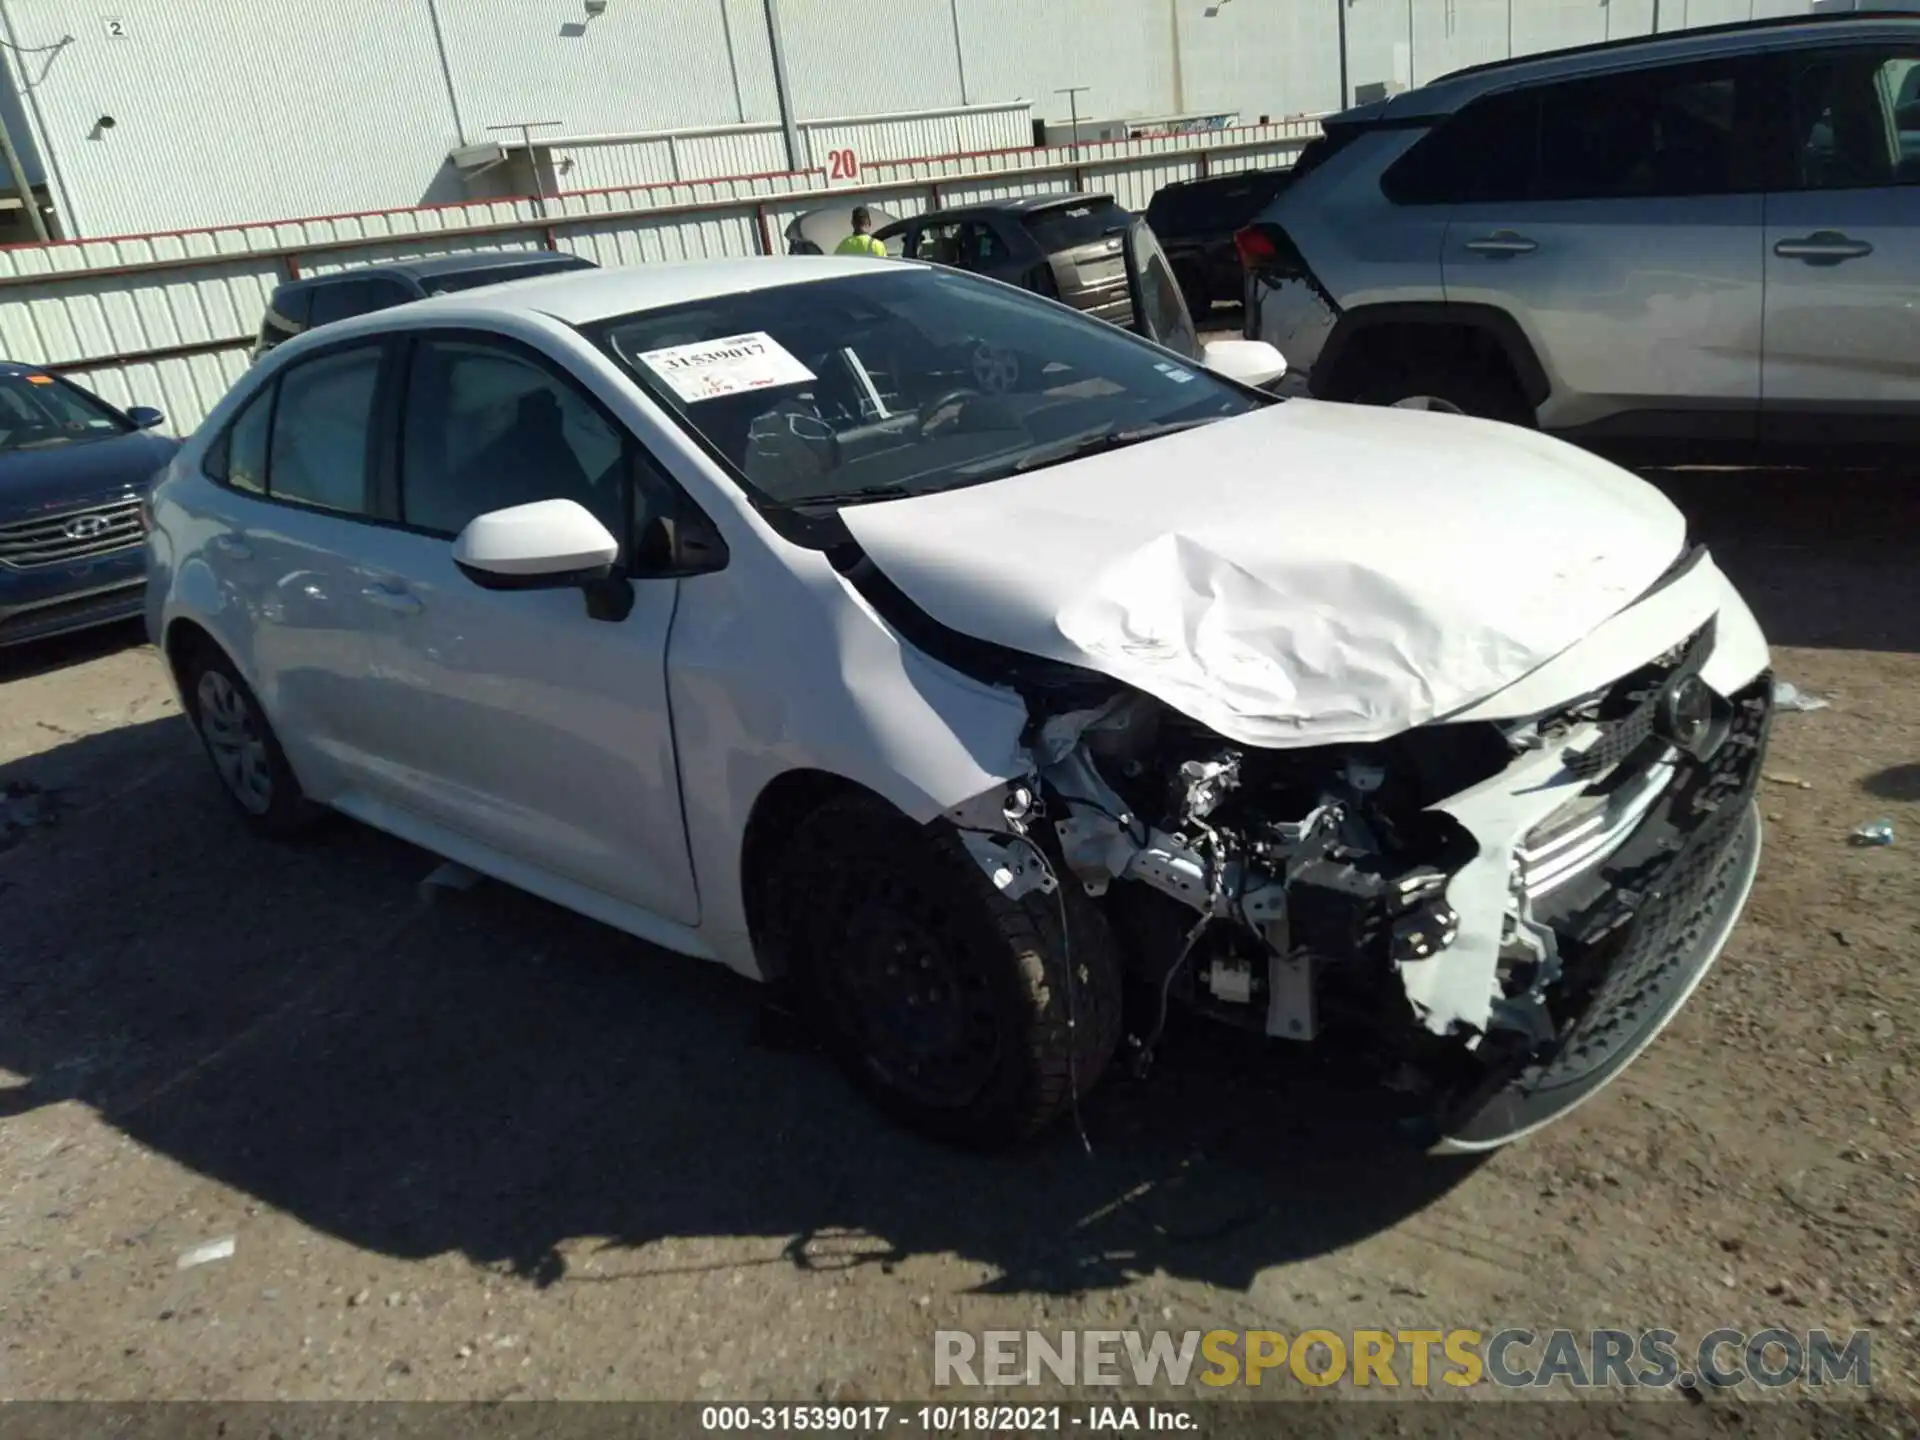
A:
770,795,1123,1149
182,645,323,839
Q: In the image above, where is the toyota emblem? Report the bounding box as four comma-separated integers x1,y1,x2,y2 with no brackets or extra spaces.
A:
63,514,110,540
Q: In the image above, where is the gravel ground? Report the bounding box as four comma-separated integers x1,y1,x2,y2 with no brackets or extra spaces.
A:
0,460,1914,1410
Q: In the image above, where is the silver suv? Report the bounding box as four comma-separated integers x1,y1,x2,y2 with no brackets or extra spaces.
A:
1242,12,1920,457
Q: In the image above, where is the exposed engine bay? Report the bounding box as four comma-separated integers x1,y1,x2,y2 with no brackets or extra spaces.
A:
938,626,1771,1140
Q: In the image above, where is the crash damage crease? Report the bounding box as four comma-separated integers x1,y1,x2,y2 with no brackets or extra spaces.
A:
826,488,1771,1139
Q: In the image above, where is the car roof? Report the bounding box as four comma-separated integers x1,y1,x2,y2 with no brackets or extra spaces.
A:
0,361,48,376
282,249,585,291
1367,11,1920,119
1151,168,1286,196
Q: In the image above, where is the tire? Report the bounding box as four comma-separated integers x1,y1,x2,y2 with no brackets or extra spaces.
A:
180,643,323,839
1352,355,1533,426
770,794,1123,1149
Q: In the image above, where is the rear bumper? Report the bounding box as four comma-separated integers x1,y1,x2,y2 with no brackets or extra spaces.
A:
1245,272,1339,388
0,545,147,647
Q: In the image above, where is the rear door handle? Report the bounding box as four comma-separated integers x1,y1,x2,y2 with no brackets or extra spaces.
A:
360,583,422,616
1774,232,1873,264
1465,231,1538,257
209,533,251,561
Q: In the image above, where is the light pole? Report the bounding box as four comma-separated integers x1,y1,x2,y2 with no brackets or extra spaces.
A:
1336,0,1350,110
1055,86,1091,149
762,0,805,174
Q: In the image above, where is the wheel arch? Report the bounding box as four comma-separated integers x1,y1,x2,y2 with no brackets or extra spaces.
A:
1310,302,1552,411
737,767,909,981
162,615,224,704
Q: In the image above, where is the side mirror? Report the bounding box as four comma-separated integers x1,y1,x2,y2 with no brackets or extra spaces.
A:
452,499,620,592
126,405,166,430
1199,339,1289,391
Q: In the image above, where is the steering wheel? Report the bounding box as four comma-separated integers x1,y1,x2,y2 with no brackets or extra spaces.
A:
918,387,984,436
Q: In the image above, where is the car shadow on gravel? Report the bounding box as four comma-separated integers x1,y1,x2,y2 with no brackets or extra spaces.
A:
1640,466,1920,653
0,721,1482,1301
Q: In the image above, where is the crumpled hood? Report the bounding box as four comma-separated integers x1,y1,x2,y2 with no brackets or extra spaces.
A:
839,399,1687,748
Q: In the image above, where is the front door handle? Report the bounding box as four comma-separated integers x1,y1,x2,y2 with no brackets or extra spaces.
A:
1774,231,1873,265
210,533,252,562
1465,231,1538,257
360,584,422,615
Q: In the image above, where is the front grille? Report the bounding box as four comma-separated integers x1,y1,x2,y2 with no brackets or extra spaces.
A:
1518,753,1678,901
1535,675,1772,943
0,498,143,569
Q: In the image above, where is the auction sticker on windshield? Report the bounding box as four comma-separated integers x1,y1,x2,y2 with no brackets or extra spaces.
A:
638,332,816,403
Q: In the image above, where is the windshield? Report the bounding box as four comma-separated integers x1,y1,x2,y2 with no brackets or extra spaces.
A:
1021,198,1128,251
588,267,1262,519
421,258,592,295
0,373,128,453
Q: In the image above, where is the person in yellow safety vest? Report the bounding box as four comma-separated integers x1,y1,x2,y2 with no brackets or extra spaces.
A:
834,206,888,258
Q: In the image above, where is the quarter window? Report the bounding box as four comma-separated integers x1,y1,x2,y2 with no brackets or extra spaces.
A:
218,387,272,495
398,339,627,541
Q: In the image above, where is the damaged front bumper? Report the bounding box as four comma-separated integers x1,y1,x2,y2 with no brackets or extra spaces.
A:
946,552,1773,1148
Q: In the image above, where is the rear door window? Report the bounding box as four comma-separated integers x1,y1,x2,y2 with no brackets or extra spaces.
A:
1535,58,1769,200
266,344,385,515
1022,198,1128,251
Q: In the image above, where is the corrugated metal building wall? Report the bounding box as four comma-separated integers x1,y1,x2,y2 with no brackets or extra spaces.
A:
0,0,1831,240
0,121,1322,432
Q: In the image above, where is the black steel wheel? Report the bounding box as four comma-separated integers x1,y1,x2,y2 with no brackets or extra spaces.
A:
769,793,1122,1149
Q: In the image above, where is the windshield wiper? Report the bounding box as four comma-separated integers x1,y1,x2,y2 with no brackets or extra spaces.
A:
1009,418,1221,475
760,484,916,511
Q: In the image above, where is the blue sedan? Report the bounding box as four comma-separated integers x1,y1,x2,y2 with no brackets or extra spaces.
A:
0,364,179,647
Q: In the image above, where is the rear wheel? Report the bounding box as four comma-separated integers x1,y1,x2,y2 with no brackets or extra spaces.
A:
181,644,322,839
770,795,1123,1149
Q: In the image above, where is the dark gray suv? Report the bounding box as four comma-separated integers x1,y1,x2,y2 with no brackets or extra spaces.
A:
253,250,597,360
874,194,1135,325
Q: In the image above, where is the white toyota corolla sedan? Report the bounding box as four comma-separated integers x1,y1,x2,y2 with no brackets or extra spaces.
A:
146,253,1773,1152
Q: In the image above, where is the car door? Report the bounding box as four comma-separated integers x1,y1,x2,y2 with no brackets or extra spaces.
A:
1432,56,1771,438
1762,42,1920,445
196,339,398,799
331,329,699,925
1122,217,1201,361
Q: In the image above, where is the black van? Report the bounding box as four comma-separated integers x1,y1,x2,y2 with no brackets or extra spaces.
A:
1143,169,1292,317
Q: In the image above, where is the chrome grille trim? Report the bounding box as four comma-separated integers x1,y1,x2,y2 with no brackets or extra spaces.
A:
1519,754,1678,900
0,498,143,568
